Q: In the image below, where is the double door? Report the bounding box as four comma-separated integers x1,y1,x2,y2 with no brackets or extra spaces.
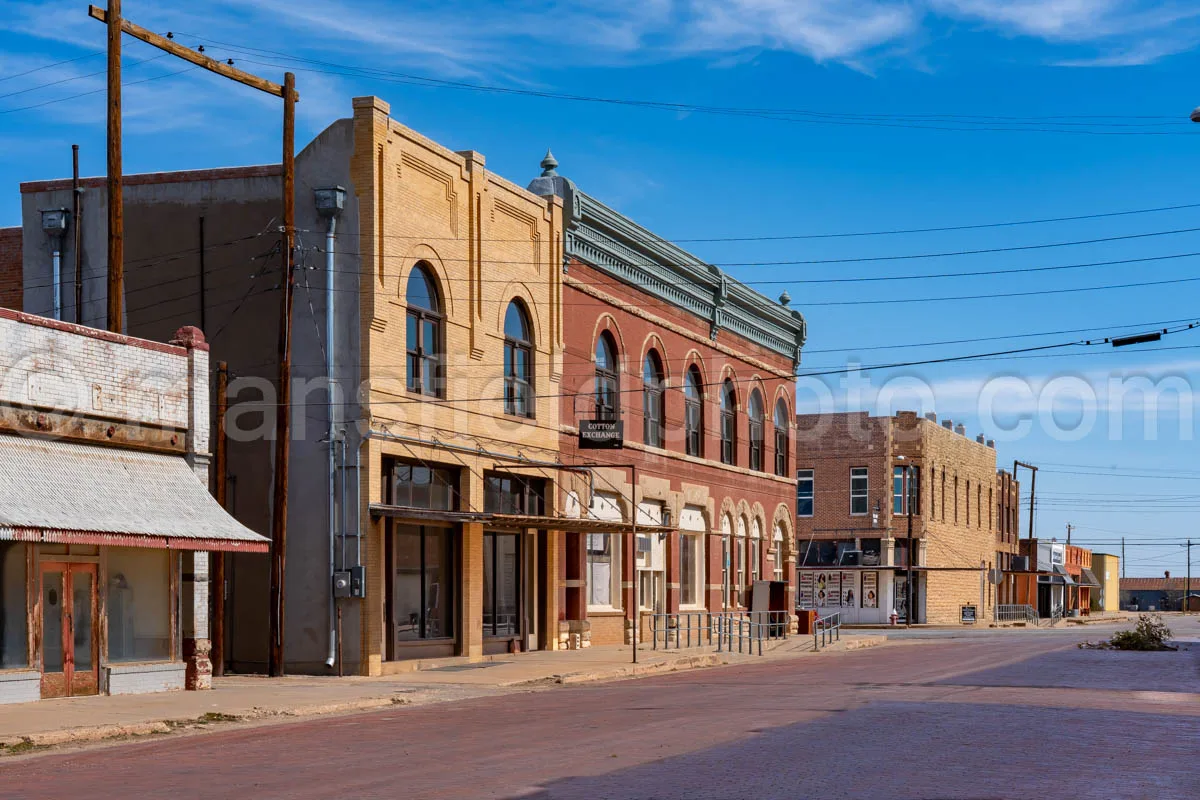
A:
40,562,99,699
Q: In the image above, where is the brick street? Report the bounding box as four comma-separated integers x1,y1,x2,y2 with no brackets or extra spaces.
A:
2,620,1197,800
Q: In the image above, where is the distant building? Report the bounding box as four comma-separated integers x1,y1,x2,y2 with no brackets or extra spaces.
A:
1090,553,1120,613
793,410,1017,625
1120,574,1200,612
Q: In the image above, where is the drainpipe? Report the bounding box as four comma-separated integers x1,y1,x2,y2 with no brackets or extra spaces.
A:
314,187,346,669
40,209,70,320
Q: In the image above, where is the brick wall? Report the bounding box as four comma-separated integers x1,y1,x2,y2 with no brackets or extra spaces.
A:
0,227,21,311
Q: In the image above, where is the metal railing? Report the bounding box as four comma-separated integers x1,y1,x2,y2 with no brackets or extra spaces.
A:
996,604,1039,626
1049,608,1063,626
713,611,790,655
648,611,715,650
813,611,841,650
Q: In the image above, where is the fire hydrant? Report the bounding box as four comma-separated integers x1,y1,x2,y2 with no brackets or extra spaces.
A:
889,609,899,626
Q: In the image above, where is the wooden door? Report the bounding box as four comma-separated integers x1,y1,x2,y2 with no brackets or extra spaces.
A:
40,563,99,699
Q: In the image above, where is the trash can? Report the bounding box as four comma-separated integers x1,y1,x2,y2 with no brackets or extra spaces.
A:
796,609,818,635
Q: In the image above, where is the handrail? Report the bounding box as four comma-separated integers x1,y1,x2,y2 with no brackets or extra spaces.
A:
996,604,1040,626
648,611,715,650
814,611,841,650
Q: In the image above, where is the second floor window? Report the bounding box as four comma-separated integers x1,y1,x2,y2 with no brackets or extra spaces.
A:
797,469,814,517
748,390,764,472
503,300,534,418
684,366,703,457
720,380,737,465
642,350,665,447
894,466,919,515
594,332,619,421
850,467,869,515
405,264,443,397
774,398,790,477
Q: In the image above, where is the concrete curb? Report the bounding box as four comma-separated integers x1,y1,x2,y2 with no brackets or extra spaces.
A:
509,653,726,687
0,696,412,754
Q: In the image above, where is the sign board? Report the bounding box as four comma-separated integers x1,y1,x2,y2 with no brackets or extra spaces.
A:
961,605,977,624
840,571,858,608
862,571,878,608
579,420,624,449
798,571,814,607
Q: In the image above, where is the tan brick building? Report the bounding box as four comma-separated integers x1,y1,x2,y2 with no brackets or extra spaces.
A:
795,411,1020,625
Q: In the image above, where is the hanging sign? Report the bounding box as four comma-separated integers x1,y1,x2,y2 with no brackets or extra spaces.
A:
579,420,624,449
862,571,878,608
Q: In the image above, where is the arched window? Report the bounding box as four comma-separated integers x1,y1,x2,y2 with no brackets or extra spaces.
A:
594,332,619,421
774,398,790,477
642,350,665,447
720,380,737,465
749,518,762,589
503,300,533,418
720,514,733,609
748,389,764,472
684,366,703,458
406,263,443,397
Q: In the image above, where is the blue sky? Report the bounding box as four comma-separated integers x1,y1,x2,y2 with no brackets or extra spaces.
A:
3,1,1200,579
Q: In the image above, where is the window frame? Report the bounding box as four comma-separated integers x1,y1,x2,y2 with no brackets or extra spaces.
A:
850,467,869,516
502,300,534,419
405,264,444,399
684,366,704,458
773,398,790,477
796,468,814,518
642,350,666,448
748,390,765,472
893,466,919,516
720,380,737,466
594,333,620,422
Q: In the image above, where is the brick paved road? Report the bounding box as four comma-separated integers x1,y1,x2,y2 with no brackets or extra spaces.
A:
2,622,1197,800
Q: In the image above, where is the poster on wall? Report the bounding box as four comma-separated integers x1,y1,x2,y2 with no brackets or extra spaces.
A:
862,571,878,608
798,571,814,607
841,571,859,608
815,571,841,607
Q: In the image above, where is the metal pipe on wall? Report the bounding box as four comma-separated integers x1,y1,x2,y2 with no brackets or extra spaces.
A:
324,211,339,669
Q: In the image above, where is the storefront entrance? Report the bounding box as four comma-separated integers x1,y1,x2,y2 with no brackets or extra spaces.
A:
39,562,99,699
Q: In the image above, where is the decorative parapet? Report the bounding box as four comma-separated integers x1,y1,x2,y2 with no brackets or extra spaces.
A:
531,172,807,369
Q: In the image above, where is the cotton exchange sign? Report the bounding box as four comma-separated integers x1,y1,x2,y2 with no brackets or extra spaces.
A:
579,420,624,449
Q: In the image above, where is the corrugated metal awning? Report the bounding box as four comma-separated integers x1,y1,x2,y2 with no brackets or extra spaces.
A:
0,435,268,553
1078,568,1101,587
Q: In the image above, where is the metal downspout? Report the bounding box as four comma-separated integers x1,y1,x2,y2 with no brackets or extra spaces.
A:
325,214,338,669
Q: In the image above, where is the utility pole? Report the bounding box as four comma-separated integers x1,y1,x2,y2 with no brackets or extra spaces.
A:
72,144,83,324
269,70,297,677
1121,537,1126,579
105,0,122,333
907,464,915,627
212,362,228,677
88,4,299,676
1013,460,1038,545
1188,539,1193,615
1066,523,1072,545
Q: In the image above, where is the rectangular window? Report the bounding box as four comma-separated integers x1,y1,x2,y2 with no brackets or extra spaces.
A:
681,533,702,607
107,548,171,663
685,399,702,457
850,467,869,515
483,532,521,637
750,538,761,585
941,470,946,520
893,466,905,515
483,473,545,516
966,480,971,526
796,469,814,517
390,463,459,511
954,476,959,523
977,485,983,528
587,534,620,608
393,525,455,642
734,537,746,607
0,543,28,669
772,539,783,582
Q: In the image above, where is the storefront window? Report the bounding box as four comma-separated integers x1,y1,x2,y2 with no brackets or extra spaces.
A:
484,473,545,516
0,543,27,669
390,463,458,511
107,548,171,663
484,533,521,637
393,525,455,642
681,533,702,607
587,535,619,607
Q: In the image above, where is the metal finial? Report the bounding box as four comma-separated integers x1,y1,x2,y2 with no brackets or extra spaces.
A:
778,290,791,306
540,149,558,177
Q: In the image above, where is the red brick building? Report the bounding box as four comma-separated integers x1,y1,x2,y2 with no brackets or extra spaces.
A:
528,155,806,646
0,227,21,311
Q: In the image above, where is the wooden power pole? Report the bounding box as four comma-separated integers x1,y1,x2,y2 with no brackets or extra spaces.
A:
89,5,299,676
106,0,122,333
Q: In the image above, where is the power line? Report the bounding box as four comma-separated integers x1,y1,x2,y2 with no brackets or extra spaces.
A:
0,51,104,84
0,53,168,102
0,65,198,115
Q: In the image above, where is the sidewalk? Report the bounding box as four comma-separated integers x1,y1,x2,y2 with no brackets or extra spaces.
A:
0,635,886,753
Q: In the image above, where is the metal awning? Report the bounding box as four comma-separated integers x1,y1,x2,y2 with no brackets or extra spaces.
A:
1078,568,1101,587
0,435,269,552
1052,564,1076,586
369,504,676,535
